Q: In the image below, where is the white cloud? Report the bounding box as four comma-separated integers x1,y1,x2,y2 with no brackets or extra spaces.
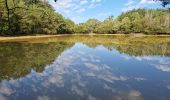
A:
113,90,143,100
135,77,147,81
91,0,102,3
50,0,103,14
122,5,140,12
167,85,170,90
88,95,97,100
80,0,88,5
129,90,141,97
122,0,156,12
71,85,85,97
76,8,86,13
0,95,7,100
125,0,135,6
0,84,14,96
49,0,103,23
96,0,102,3
155,65,170,72
122,55,131,60
84,63,100,71
140,0,155,4
37,96,50,100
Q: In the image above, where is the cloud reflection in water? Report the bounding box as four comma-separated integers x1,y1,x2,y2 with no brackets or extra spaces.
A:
0,43,170,100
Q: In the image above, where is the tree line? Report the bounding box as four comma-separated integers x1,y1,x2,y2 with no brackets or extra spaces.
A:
0,0,170,35
76,9,170,34
0,0,75,35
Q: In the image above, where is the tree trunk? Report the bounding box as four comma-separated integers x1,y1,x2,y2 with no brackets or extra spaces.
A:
167,8,170,30
4,0,11,33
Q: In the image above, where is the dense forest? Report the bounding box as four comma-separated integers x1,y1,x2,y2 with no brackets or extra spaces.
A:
0,0,75,35
0,0,170,35
76,9,170,34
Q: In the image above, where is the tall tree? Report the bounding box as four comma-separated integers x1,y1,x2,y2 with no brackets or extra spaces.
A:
4,0,11,33
85,19,100,33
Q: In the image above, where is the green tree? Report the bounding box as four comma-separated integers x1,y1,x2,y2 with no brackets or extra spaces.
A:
74,23,88,34
120,17,131,33
94,16,115,34
85,19,100,33
0,0,74,35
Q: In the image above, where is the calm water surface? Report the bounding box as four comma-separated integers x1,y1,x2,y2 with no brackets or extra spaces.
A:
0,35,170,100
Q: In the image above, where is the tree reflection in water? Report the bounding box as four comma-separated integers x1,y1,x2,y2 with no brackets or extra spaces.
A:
0,35,170,100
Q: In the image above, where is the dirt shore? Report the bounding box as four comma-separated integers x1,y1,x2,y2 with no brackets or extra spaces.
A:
0,34,170,42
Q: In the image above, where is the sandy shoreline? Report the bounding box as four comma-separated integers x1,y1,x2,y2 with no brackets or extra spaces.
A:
0,35,59,41
0,34,170,42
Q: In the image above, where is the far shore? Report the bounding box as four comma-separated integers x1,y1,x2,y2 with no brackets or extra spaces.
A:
0,34,170,42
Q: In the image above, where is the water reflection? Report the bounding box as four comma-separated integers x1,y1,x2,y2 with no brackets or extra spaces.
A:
0,42,73,80
0,36,170,100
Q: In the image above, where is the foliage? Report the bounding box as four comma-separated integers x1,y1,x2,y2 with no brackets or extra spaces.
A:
0,0,170,35
94,16,116,34
84,19,100,33
0,0,75,35
74,9,170,35
74,23,88,34
113,9,170,34
99,9,170,34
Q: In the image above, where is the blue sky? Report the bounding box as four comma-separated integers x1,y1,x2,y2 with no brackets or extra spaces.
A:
48,0,162,23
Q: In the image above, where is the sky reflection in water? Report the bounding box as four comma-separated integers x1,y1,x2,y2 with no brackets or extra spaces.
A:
0,41,170,100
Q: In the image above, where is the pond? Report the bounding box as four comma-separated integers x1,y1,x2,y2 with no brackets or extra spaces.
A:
0,35,170,100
